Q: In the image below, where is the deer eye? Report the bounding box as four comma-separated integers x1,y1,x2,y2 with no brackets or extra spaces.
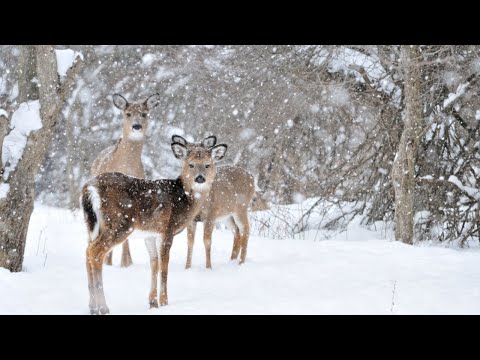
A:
189,164,194,168
205,164,210,168
142,113,147,118
126,113,131,117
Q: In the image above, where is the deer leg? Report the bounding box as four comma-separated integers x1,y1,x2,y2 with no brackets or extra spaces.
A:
234,212,250,265
87,231,129,315
185,222,197,269
87,240,111,315
203,221,214,269
104,250,113,266
120,239,133,268
230,217,241,260
144,236,160,308
159,234,173,306
86,248,97,314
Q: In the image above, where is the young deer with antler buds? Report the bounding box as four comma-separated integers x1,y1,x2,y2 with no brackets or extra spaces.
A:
81,136,228,314
171,135,255,269
90,93,160,267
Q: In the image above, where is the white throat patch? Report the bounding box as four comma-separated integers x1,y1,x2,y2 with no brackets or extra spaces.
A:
128,131,144,141
192,182,210,199
192,182,209,193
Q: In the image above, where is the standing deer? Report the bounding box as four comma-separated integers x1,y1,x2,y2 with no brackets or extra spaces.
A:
171,135,255,269
81,136,228,314
90,93,160,267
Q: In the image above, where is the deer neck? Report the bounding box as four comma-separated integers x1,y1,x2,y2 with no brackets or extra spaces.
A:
178,176,210,218
115,136,144,162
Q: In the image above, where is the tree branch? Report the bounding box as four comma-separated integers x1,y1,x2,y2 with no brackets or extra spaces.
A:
57,57,85,100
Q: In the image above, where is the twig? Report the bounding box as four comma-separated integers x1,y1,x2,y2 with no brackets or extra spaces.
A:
35,228,44,256
390,280,397,314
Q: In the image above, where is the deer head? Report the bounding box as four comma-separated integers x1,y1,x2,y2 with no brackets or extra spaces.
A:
112,93,160,141
171,137,227,194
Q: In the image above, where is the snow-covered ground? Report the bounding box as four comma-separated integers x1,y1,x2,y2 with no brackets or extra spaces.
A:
1,204,480,314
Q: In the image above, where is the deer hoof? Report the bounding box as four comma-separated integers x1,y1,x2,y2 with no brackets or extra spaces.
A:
98,306,110,315
89,307,99,315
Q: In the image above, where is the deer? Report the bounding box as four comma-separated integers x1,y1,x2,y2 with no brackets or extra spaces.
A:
170,135,255,269
90,93,160,267
81,136,228,314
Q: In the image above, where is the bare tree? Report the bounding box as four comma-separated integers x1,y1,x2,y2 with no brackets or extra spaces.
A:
0,45,83,271
391,46,423,244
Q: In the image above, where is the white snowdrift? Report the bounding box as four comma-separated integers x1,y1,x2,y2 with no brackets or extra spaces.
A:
1,101,42,193
55,49,83,77
1,204,480,314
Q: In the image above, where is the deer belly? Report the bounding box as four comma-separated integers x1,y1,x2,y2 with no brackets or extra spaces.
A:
215,214,233,224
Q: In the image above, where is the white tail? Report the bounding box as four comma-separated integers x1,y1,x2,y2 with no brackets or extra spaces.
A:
84,186,102,241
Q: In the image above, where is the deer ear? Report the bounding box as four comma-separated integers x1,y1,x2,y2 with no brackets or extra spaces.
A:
211,144,227,161
145,93,160,110
201,135,217,148
113,94,128,110
171,142,188,159
171,135,188,146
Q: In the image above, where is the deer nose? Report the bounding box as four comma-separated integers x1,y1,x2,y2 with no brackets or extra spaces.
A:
195,175,205,183
132,124,142,131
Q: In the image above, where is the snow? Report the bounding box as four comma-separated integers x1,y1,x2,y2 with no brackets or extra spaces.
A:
0,109,8,118
155,67,174,81
1,100,42,184
164,125,188,140
166,76,191,95
142,53,156,67
239,128,255,140
414,210,432,224
313,47,399,103
329,85,350,106
54,49,83,77
448,175,480,201
1,203,480,314
0,183,9,198
420,175,434,180
443,82,468,109
293,192,306,203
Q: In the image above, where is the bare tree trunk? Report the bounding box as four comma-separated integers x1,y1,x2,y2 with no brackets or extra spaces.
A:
0,114,9,168
18,46,39,102
66,101,78,210
391,45,423,245
0,46,83,271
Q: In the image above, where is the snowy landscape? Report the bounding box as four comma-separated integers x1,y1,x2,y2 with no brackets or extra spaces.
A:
1,45,480,314
2,203,480,314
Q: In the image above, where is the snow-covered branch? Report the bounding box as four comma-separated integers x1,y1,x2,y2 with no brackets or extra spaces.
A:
55,50,84,98
448,175,480,201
